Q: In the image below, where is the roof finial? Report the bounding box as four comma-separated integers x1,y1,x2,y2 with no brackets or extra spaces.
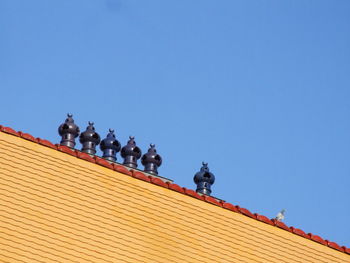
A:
79,122,100,155
100,129,121,162
58,113,80,148
193,162,215,196
120,136,141,168
141,144,162,175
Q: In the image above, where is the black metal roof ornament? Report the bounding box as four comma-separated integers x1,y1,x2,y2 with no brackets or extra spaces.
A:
141,144,162,175
193,162,215,196
100,129,121,162
58,113,80,148
79,122,101,155
121,136,142,168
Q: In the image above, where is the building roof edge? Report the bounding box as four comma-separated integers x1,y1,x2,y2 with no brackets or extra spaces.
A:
0,124,349,255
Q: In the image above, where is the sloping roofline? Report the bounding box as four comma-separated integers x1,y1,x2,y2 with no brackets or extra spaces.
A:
0,124,349,255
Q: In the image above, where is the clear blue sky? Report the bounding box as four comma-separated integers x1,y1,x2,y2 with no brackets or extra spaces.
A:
1,0,349,247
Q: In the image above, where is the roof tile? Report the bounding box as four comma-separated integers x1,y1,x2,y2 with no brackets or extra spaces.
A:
131,170,151,182
167,183,185,193
57,145,77,156
272,219,292,232
327,241,344,252
18,131,37,142
37,138,56,149
150,177,168,188
76,151,95,163
344,247,350,254
1,126,20,136
203,195,222,207
238,207,256,219
290,227,308,238
95,157,114,169
309,234,327,245
256,214,274,226
113,164,132,176
222,202,239,212
183,188,204,200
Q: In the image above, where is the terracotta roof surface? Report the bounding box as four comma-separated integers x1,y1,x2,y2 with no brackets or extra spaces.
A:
0,124,349,262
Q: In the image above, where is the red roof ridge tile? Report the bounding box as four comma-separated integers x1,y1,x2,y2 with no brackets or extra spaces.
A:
95,156,114,169
271,218,292,232
309,233,327,246
57,144,77,156
183,188,204,200
150,177,168,188
166,182,185,194
37,138,56,149
131,170,151,182
222,202,239,212
202,195,222,207
238,207,256,219
18,131,37,142
76,151,96,163
1,126,20,136
290,227,308,239
255,214,274,226
0,125,349,255
113,163,132,175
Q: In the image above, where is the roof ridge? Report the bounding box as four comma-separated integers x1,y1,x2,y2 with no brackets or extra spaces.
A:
0,124,349,255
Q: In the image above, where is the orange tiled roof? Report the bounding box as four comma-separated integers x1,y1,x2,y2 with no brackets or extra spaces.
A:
0,124,349,256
